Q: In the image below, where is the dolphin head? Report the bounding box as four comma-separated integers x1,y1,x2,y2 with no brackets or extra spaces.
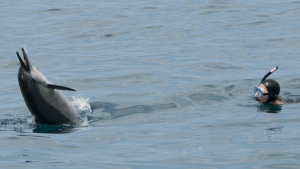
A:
17,48,32,73
17,48,52,93
17,48,41,93
16,48,75,92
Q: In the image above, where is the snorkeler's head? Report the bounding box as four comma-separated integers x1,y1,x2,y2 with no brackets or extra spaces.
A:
254,66,279,103
261,79,280,102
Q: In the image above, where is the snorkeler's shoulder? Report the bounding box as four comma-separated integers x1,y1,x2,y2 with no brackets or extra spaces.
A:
269,96,285,105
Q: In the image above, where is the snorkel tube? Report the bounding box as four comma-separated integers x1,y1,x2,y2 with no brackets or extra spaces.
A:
260,66,278,84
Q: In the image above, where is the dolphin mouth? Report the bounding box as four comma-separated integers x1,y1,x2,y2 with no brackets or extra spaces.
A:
16,48,31,72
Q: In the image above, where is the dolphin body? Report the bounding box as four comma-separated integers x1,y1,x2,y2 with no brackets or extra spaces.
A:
16,48,78,125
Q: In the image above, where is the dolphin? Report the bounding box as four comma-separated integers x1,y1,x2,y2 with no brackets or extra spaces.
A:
16,48,78,125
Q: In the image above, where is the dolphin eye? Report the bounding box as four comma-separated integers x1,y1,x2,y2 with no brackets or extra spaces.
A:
32,78,36,83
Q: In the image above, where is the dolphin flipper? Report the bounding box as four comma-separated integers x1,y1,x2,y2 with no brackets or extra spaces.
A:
47,84,76,91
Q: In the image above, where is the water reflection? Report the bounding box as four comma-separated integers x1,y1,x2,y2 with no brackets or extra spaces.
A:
236,101,282,113
32,124,77,133
257,104,282,113
90,102,177,119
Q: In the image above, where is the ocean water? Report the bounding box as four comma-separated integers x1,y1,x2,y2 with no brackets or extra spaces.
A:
1,0,300,168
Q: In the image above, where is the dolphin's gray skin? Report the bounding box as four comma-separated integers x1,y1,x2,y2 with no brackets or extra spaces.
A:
16,48,78,125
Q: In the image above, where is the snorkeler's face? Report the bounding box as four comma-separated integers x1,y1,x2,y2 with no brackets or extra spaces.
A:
255,84,269,103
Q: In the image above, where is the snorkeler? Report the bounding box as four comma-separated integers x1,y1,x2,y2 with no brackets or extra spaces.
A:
254,66,284,105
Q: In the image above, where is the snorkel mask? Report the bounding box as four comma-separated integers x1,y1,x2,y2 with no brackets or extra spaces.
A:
254,66,280,102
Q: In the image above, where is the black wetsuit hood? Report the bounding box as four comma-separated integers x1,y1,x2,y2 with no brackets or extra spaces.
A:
261,79,280,102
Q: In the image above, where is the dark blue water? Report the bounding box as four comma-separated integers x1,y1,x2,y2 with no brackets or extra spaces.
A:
1,0,300,168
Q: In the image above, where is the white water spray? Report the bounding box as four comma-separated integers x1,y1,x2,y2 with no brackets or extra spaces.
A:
70,96,92,126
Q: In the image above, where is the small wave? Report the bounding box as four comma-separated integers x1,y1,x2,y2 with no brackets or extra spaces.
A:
189,93,226,102
0,116,34,132
0,116,32,126
267,125,283,131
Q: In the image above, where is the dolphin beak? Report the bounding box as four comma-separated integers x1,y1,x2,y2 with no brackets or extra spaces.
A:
16,48,31,72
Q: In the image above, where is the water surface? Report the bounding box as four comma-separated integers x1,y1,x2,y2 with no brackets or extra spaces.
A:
1,0,300,168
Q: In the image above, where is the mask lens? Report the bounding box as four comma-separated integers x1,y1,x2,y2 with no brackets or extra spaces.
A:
254,87,264,98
